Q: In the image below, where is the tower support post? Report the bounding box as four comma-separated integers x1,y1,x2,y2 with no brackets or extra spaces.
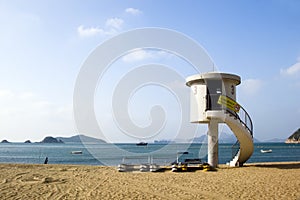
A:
207,120,219,167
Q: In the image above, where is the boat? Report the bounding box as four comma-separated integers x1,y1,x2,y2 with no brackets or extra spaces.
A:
149,164,162,172
117,164,136,172
140,164,150,172
71,151,83,154
136,142,148,146
171,163,187,172
260,149,272,153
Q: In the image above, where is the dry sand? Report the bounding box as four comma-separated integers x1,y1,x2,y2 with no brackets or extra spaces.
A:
0,162,299,200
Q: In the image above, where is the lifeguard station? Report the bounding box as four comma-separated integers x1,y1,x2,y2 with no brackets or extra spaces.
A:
186,72,254,167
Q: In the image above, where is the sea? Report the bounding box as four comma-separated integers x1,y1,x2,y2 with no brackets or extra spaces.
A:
0,143,299,166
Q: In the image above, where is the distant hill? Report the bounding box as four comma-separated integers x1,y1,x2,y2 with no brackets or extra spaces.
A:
285,128,300,144
191,132,236,143
56,134,106,144
191,135,207,143
191,132,260,143
39,136,64,143
219,132,236,143
153,139,174,144
1,139,10,143
263,138,285,143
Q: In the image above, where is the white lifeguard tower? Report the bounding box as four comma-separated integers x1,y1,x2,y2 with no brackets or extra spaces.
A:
186,72,254,167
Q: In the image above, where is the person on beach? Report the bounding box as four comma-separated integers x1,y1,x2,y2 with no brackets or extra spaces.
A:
44,157,48,164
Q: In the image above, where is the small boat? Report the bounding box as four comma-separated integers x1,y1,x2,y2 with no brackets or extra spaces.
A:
140,164,150,172
260,149,272,153
136,142,148,146
150,164,161,172
171,163,187,172
117,164,136,172
71,151,83,154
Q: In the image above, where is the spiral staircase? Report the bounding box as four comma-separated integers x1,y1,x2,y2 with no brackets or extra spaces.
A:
206,99,254,167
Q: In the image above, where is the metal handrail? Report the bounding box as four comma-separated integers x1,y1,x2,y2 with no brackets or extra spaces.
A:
222,96,253,137
212,95,254,162
232,140,240,159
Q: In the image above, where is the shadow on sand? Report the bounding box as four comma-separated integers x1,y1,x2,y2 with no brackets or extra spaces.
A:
246,162,300,170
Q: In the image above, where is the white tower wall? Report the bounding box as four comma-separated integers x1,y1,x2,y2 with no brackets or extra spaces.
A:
186,72,241,168
222,79,238,101
189,84,208,123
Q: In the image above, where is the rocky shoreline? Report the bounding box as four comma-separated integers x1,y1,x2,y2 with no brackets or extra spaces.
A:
285,128,300,144
285,139,300,144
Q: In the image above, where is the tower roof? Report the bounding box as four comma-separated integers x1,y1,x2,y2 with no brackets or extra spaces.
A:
186,72,241,86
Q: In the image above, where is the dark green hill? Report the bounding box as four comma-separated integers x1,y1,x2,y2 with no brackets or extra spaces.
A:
285,128,300,143
288,128,300,140
40,136,64,143
56,135,106,144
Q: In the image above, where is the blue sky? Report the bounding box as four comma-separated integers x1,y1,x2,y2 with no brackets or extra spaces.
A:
0,0,300,142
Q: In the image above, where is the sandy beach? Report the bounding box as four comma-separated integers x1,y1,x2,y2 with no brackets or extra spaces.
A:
0,162,299,200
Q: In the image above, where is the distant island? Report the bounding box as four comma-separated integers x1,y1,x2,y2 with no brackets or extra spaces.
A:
39,136,64,143
56,135,106,144
264,138,285,143
190,132,261,144
0,135,107,144
154,139,174,144
37,135,106,144
285,128,300,144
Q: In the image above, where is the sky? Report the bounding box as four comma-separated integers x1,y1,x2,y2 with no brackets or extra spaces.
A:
0,0,300,142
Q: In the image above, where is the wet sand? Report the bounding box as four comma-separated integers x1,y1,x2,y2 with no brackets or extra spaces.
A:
0,162,299,200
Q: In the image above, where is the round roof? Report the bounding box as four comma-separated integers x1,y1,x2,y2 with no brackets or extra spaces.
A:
186,72,241,86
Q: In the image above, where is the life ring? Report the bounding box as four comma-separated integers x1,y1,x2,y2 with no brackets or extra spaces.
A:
234,104,240,112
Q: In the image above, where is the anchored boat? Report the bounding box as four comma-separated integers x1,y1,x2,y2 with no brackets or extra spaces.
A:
136,142,148,146
71,151,83,154
260,149,272,153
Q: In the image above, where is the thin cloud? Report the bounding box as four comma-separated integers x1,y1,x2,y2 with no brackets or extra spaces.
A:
280,62,300,76
122,49,173,63
239,79,263,96
77,25,106,37
105,18,124,30
0,89,74,141
0,89,14,99
77,17,124,38
125,8,142,15
122,49,154,62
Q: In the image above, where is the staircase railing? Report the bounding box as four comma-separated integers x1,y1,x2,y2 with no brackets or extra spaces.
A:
221,95,253,162
222,96,253,137
232,140,240,159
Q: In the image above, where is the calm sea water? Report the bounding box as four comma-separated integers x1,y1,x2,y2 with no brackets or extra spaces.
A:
0,143,299,166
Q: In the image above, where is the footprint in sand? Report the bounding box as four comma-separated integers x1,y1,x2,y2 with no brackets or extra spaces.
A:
42,177,54,183
19,176,42,183
42,177,67,184
2,179,10,184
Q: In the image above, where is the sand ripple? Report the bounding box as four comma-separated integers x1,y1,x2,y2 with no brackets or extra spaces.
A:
0,162,299,200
